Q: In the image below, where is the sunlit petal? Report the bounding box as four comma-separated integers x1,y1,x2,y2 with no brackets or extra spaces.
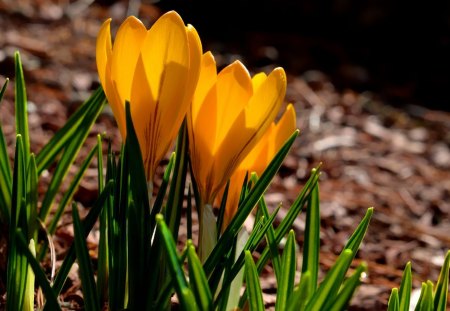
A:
96,18,112,90
110,16,147,107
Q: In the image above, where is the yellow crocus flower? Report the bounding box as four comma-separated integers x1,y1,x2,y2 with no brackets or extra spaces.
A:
219,103,297,230
96,11,202,181
188,52,287,206
188,52,287,261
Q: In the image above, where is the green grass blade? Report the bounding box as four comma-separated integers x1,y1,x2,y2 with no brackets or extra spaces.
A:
415,281,434,311
301,182,320,296
166,119,188,238
7,135,27,311
47,144,98,235
38,98,104,222
72,202,100,311
0,78,12,221
204,130,299,277
124,101,151,309
255,167,320,275
329,262,367,311
35,87,105,174
187,242,213,311
26,154,38,240
287,271,311,311
344,207,373,254
215,206,280,306
388,288,400,311
275,230,297,311
49,181,112,298
96,134,108,306
15,229,61,310
244,251,265,311
258,196,281,282
305,249,354,311
14,52,30,162
434,250,450,311
156,214,197,310
152,152,176,223
398,262,412,311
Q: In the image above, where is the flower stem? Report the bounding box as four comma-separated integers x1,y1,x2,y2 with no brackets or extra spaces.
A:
199,203,217,263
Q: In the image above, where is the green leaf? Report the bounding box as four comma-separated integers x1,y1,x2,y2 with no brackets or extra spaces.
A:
35,87,105,174
72,202,100,311
15,230,61,311
275,230,297,311
14,52,30,162
258,195,281,283
415,281,434,311
434,250,450,311
398,262,412,311
156,214,197,310
166,118,189,240
0,78,12,221
124,101,152,309
49,181,112,299
255,167,320,275
204,130,299,277
287,271,311,311
305,249,354,311
244,251,265,311
388,288,400,311
215,205,280,306
344,207,373,255
152,152,176,222
301,183,320,297
47,144,98,235
187,242,213,311
329,262,367,311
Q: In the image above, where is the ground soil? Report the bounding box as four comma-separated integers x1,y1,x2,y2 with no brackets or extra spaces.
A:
1,1,450,310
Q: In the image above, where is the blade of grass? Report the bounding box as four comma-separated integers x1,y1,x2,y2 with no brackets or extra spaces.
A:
15,229,61,311
275,230,297,311
35,87,105,174
286,271,311,311
72,202,100,311
388,288,400,311
38,98,104,222
329,262,367,311
156,214,197,310
187,241,213,311
244,251,265,311
305,249,354,311
301,183,320,297
49,181,112,298
398,262,412,311
14,52,30,162
434,250,450,311
0,78,12,221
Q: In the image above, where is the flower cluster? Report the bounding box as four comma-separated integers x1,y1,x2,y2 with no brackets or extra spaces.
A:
96,10,297,257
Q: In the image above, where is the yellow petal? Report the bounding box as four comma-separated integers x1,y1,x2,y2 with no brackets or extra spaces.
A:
215,61,253,149
130,54,156,177
251,72,267,91
110,16,147,108
184,24,202,104
246,67,286,130
96,18,127,138
191,52,217,123
271,103,297,155
96,18,112,90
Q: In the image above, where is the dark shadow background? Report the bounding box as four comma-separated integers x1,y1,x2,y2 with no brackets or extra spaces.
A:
156,0,450,111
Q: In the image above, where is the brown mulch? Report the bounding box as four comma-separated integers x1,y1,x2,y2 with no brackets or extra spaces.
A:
1,1,450,310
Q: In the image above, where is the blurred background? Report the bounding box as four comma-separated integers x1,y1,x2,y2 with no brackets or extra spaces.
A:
156,0,450,111
1,0,449,309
